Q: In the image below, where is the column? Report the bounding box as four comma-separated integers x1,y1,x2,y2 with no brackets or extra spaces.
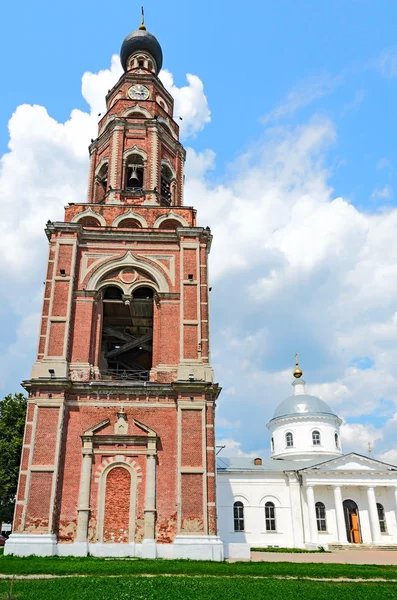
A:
394,487,397,512
306,485,318,543
333,486,348,543
76,448,93,543
367,486,381,544
144,448,157,540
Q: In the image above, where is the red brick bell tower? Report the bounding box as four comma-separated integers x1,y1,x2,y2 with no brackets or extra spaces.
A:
6,18,223,560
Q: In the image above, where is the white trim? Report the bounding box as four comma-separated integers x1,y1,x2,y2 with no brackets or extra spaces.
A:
71,208,106,227
154,211,189,229
123,104,153,119
112,210,148,228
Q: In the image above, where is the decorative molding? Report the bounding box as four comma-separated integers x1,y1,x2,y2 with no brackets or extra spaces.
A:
71,208,106,226
86,250,169,293
136,253,175,285
123,104,153,119
80,253,116,284
153,211,189,229
112,210,148,228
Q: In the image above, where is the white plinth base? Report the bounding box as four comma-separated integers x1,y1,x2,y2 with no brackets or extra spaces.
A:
58,542,89,557
88,543,136,557
4,533,57,556
141,539,157,559
227,542,251,560
173,535,224,561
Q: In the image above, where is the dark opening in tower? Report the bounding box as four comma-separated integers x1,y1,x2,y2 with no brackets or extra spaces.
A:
125,155,144,192
100,285,153,380
160,164,173,205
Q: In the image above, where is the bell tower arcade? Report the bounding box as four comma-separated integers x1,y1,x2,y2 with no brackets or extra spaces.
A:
6,18,223,560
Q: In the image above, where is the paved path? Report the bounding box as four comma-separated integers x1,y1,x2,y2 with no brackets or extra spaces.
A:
250,550,397,565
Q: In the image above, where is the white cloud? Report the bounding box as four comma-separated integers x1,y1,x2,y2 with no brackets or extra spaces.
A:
371,185,393,201
262,73,342,123
377,48,397,79
159,70,211,138
340,422,383,455
377,158,391,170
216,438,260,458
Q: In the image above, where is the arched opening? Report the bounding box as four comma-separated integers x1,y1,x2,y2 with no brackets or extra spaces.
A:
265,501,276,531
100,285,153,380
335,433,339,449
315,501,327,532
233,501,244,531
78,216,101,227
160,164,173,205
95,162,108,200
343,499,361,543
271,436,274,453
158,219,181,230
285,431,293,447
117,218,142,229
312,430,321,446
125,154,144,192
377,503,387,533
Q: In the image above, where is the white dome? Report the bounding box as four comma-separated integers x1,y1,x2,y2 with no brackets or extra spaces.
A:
267,376,342,461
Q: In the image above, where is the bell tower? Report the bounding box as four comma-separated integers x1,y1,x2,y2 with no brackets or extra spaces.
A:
6,18,223,561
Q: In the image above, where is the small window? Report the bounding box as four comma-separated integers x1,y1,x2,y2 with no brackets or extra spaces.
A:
271,436,275,452
233,501,244,531
312,430,321,446
315,502,327,532
265,502,276,531
377,503,387,533
138,58,144,67
335,433,339,449
285,432,293,447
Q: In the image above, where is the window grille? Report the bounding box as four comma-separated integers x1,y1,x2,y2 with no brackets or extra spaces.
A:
315,501,327,531
265,502,276,531
377,503,387,533
285,432,293,447
312,430,321,446
233,501,244,532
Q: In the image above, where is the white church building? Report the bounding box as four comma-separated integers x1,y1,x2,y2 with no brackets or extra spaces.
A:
217,361,397,559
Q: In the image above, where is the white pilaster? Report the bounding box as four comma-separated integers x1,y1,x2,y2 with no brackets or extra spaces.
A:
306,485,318,543
333,486,348,543
142,442,157,558
76,448,93,545
367,486,381,544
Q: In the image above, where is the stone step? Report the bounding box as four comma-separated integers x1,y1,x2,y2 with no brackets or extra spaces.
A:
328,544,397,551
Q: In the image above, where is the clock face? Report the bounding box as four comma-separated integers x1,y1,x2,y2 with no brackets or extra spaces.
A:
128,85,150,101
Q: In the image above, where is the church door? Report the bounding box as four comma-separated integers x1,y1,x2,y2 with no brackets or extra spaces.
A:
343,499,361,543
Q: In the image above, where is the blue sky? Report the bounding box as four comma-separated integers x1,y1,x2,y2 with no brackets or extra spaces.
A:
2,1,397,460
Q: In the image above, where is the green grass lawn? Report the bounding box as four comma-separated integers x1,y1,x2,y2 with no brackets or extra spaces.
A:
0,576,395,600
1,555,397,580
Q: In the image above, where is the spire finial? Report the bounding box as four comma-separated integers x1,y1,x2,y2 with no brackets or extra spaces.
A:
139,6,146,30
293,352,303,379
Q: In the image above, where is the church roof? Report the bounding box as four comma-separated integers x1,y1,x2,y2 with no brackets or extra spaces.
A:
216,453,397,474
270,393,336,421
216,455,329,473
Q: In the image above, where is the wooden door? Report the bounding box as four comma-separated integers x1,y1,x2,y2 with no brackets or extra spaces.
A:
350,511,361,543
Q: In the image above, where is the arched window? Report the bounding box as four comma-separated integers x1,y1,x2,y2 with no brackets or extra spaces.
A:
377,503,387,533
78,216,101,227
125,154,144,191
312,430,321,446
160,164,173,205
95,162,108,201
315,502,327,531
233,501,244,531
158,219,182,230
103,286,123,300
335,433,339,449
271,436,274,453
285,432,294,447
265,502,276,531
117,218,142,229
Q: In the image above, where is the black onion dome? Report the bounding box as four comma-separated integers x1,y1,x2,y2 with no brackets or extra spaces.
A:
120,28,163,74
